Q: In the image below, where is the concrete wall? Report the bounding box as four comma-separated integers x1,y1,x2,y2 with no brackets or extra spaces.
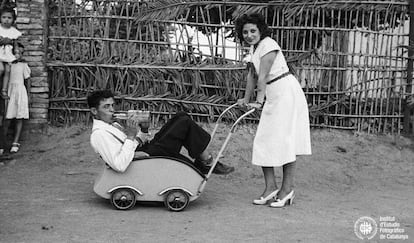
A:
15,0,48,125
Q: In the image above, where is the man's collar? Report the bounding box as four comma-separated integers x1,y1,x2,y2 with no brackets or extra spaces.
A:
92,119,112,129
93,119,124,132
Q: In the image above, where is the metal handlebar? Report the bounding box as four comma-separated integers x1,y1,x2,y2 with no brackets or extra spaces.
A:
229,108,256,132
209,103,239,140
198,104,256,193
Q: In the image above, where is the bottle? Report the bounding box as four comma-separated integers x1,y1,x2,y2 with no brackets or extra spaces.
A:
113,112,128,120
125,110,150,132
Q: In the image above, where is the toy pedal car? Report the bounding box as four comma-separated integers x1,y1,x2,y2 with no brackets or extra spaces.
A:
93,104,256,211
94,156,205,211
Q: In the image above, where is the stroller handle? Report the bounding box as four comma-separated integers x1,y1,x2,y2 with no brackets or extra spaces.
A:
209,103,254,141
198,104,256,191
229,108,256,132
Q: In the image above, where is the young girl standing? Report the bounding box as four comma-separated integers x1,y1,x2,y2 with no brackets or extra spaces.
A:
3,43,30,153
0,8,22,100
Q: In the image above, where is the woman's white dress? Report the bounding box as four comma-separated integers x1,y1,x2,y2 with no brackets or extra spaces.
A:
6,62,31,119
250,37,311,167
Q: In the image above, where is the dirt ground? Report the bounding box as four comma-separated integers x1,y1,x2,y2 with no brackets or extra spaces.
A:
0,123,413,243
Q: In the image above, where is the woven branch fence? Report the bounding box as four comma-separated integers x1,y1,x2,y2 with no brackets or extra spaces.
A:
47,0,412,134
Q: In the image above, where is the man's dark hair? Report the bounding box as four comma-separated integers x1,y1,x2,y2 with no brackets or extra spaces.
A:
235,13,271,44
87,90,114,109
0,8,17,22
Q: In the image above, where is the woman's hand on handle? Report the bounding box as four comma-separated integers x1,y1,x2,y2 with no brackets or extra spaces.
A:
237,98,248,107
247,102,263,110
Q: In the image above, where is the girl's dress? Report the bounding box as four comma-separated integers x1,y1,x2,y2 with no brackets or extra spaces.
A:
0,25,22,63
6,62,30,119
250,37,312,167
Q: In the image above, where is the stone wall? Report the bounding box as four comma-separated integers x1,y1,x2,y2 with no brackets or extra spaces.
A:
15,0,48,125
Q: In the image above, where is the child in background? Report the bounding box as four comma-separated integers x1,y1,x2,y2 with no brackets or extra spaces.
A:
0,79,5,155
3,43,30,153
0,7,22,101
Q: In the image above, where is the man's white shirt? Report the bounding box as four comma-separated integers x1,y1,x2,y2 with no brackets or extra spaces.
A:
90,119,139,172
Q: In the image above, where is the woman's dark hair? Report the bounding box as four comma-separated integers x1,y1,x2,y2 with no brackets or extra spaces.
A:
0,8,17,22
235,13,271,43
87,90,114,109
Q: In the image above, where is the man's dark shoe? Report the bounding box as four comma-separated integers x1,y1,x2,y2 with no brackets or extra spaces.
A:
212,162,235,175
194,156,235,175
194,159,210,174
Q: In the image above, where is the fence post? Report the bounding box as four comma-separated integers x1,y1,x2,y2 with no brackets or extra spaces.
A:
15,0,49,127
404,0,414,135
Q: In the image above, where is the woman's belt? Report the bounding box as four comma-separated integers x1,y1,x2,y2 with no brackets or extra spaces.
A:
266,72,291,85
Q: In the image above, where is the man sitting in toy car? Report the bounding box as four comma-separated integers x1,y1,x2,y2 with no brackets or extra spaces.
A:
88,90,234,175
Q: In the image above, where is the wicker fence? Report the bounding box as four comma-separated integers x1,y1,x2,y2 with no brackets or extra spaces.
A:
47,0,412,134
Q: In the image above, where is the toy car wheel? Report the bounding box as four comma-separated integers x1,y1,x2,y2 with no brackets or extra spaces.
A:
164,189,189,212
110,188,136,210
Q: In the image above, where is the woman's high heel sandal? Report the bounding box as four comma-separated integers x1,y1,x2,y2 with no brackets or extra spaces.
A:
269,190,295,208
253,189,279,205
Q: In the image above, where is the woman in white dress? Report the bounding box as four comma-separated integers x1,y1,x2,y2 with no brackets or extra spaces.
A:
235,13,312,207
